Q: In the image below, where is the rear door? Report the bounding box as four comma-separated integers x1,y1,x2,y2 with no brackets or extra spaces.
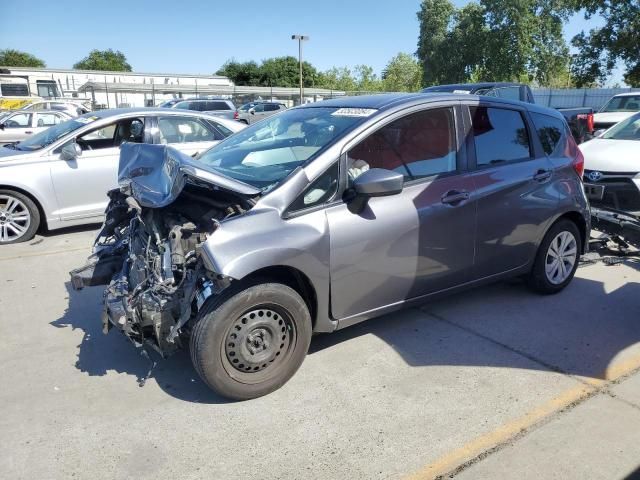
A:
156,114,224,157
327,104,476,320
33,111,66,135
462,102,557,279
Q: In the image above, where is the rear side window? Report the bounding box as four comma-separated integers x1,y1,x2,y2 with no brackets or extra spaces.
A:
158,116,217,143
264,104,279,112
205,101,232,111
348,107,457,181
470,106,531,167
530,112,568,157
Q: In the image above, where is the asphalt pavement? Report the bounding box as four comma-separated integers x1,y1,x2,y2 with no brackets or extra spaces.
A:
1,226,639,479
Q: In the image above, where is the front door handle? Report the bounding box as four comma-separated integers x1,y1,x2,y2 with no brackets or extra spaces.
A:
441,190,470,205
533,169,552,182
24,131,32,135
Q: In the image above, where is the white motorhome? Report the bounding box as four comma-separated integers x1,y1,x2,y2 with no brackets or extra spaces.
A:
0,75,41,110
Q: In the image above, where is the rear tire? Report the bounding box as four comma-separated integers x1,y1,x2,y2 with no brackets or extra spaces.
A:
528,219,581,294
190,282,312,400
0,189,40,244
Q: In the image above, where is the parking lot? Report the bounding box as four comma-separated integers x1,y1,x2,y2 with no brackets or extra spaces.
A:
2,226,640,479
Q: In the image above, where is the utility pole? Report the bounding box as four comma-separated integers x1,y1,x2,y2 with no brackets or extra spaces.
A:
291,35,309,105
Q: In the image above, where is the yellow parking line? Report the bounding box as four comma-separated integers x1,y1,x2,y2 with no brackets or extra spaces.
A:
0,246,89,262
406,354,640,480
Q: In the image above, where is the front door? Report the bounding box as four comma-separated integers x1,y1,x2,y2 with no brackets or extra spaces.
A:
463,104,558,278
327,105,476,320
0,112,33,144
50,117,147,220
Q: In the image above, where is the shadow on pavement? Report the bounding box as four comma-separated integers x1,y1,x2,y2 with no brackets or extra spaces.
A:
51,282,230,404
52,265,640,403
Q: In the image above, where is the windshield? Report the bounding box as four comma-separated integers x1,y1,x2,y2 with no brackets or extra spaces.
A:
159,99,181,108
239,103,257,111
197,107,372,191
602,113,640,140
11,116,96,151
600,95,640,113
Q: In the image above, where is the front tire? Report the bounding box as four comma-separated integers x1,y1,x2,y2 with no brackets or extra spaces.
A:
190,282,312,400
528,219,581,294
0,190,40,244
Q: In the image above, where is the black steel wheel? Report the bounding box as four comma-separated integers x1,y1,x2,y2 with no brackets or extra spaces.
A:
190,282,312,400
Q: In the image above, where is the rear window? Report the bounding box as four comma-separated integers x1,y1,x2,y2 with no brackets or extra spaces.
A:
206,101,232,111
530,112,568,157
470,106,531,167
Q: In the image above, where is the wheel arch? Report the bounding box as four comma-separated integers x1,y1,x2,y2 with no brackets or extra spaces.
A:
0,184,48,231
239,265,318,330
554,210,588,253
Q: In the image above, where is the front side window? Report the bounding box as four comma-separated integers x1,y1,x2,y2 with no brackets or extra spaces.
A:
174,101,191,110
197,107,368,191
4,113,32,128
158,116,217,143
347,107,457,182
253,104,265,113
470,106,531,167
531,112,568,156
601,95,640,113
77,118,144,150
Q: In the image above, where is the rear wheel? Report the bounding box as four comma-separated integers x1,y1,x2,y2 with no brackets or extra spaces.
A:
190,282,312,400
0,190,40,244
528,219,581,294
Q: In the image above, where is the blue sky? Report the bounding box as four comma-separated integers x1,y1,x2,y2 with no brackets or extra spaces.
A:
1,0,621,84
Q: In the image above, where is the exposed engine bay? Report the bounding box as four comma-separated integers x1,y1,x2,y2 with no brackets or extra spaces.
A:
70,144,258,357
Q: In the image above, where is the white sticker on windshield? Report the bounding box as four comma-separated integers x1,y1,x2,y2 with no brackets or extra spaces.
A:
331,108,377,117
75,116,99,124
452,90,472,94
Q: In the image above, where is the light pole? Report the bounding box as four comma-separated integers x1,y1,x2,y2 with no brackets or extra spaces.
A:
291,34,309,105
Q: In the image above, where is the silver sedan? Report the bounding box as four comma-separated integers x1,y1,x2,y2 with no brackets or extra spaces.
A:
0,108,245,244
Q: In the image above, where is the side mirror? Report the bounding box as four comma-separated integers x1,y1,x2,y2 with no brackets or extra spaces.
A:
249,108,255,115
348,168,404,213
0,123,4,130
593,129,606,138
60,142,82,161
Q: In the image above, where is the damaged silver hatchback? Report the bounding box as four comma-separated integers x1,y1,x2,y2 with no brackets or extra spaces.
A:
71,94,590,399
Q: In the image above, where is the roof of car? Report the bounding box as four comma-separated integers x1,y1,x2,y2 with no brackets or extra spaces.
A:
302,92,563,119
422,82,523,92
611,92,640,97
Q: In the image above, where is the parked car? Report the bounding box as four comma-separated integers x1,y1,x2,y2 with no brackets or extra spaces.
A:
422,82,595,143
71,93,589,400
593,92,640,131
235,101,286,124
582,112,640,213
0,108,245,244
0,110,71,146
159,98,236,120
21,100,91,117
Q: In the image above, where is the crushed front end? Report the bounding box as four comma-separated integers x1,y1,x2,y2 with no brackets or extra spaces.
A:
70,144,258,356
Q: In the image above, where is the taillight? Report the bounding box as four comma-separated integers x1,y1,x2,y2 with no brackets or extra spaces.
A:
586,112,594,133
573,147,585,179
233,110,239,119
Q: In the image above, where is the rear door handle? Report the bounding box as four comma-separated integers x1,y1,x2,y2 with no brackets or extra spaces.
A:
441,190,470,205
533,169,552,182
24,131,32,135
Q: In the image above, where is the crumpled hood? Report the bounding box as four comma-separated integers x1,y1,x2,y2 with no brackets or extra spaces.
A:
118,143,261,208
581,138,640,173
594,111,636,126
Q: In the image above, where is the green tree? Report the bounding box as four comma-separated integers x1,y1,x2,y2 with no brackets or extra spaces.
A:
353,65,383,91
259,56,320,88
317,67,357,91
216,60,262,86
0,49,45,67
73,49,131,71
567,0,640,87
382,53,423,91
416,0,571,87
